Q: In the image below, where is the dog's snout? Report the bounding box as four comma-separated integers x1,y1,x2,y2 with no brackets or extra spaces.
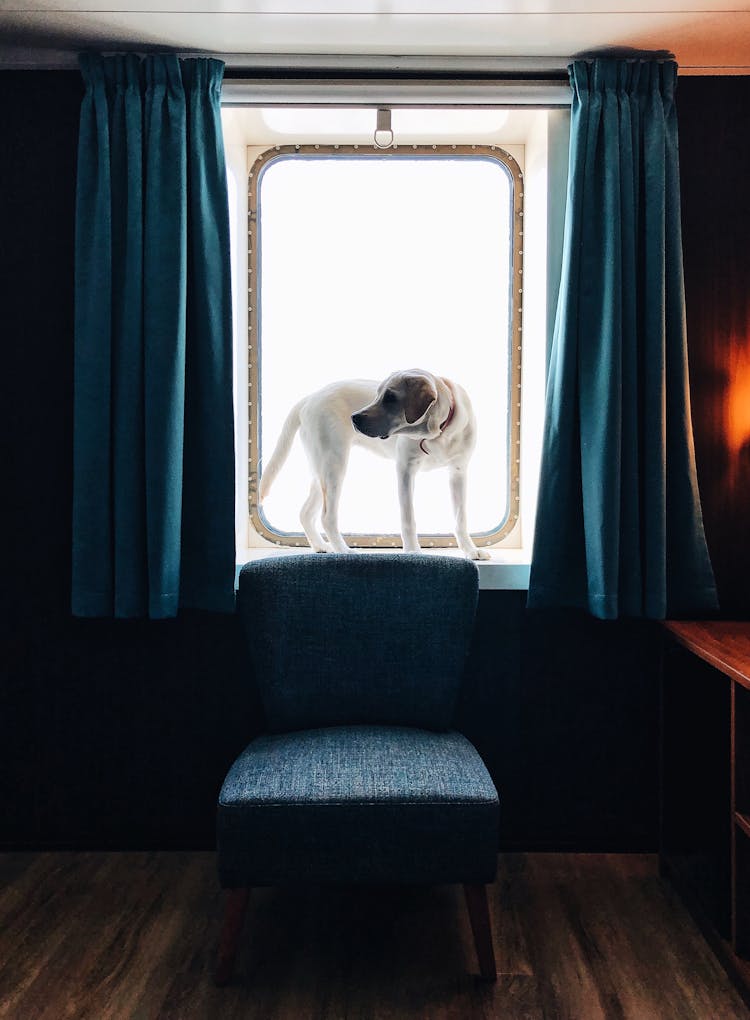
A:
352,411,385,440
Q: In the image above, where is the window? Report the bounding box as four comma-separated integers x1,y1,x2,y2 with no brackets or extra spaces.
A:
247,143,523,548
222,104,558,567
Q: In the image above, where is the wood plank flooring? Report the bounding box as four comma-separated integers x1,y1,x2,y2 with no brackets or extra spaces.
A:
0,852,747,1019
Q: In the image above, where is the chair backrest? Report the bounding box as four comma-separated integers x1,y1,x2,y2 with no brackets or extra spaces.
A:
237,553,479,732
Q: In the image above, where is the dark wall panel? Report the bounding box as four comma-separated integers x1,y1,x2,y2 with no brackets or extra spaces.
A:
2,73,81,621
679,76,750,617
2,72,83,844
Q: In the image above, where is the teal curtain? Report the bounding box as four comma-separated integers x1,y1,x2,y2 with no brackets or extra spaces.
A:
528,58,718,619
72,54,235,618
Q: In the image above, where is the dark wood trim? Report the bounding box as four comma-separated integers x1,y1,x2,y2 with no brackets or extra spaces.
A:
733,681,739,950
661,621,750,1007
462,883,497,981
663,622,750,691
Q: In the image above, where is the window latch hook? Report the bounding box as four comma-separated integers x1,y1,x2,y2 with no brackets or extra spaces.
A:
374,108,394,149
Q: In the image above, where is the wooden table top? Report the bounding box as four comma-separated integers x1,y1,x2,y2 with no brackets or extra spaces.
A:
663,620,750,689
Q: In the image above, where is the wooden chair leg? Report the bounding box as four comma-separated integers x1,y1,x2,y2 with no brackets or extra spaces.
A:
214,887,250,986
463,883,497,981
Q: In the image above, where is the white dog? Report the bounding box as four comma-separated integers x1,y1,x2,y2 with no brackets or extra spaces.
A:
258,368,490,560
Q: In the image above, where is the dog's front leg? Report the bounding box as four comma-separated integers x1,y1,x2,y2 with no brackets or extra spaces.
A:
397,457,421,553
449,466,490,560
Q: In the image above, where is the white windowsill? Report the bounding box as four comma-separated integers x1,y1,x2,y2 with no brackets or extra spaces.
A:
236,547,530,591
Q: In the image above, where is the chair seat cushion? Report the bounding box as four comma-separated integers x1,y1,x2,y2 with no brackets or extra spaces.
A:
217,725,499,887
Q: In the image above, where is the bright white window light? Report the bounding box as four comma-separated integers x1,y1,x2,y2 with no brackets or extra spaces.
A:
261,107,508,137
254,150,516,541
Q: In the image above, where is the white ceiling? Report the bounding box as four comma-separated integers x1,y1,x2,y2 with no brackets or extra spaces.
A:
1,0,749,74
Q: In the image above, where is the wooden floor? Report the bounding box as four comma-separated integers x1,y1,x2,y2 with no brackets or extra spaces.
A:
0,852,747,1020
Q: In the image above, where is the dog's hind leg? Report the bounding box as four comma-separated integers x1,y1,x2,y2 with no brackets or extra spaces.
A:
301,415,352,554
300,480,331,553
319,462,351,555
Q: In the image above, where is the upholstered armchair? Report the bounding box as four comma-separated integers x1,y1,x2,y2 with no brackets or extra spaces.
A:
215,553,499,985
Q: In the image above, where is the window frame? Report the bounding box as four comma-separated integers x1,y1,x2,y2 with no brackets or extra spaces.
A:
246,141,525,549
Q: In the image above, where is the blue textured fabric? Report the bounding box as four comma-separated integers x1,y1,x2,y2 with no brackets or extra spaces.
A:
527,58,718,620
72,53,235,619
217,725,499,886
237,554,479,732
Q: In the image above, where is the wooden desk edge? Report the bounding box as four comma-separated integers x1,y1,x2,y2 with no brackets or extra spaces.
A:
662,621,750,690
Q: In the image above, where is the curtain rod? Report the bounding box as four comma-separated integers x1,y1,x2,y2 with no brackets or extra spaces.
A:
221,78,571,108
221,53,571,106
222,53,570,73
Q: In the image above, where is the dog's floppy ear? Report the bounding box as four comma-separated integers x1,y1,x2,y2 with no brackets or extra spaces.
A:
403,374,438,425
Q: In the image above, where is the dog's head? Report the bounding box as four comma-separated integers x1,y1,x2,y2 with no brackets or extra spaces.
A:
351,369,439,441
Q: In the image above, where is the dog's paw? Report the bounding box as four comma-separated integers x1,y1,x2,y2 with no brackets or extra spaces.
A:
469,547,491,561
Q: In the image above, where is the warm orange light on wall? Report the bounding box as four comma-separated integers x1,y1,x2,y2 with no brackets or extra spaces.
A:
727,343,750,456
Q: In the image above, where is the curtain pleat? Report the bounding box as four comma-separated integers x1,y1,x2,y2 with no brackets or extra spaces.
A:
527,58,718,619
109,55,145,617
72,53,235,619
180,60,236,611
142,56,187,618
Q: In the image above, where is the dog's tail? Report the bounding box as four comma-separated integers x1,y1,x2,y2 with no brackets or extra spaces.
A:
258,399,304,501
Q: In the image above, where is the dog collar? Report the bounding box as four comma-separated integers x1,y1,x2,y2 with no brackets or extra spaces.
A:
420,384,455,455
